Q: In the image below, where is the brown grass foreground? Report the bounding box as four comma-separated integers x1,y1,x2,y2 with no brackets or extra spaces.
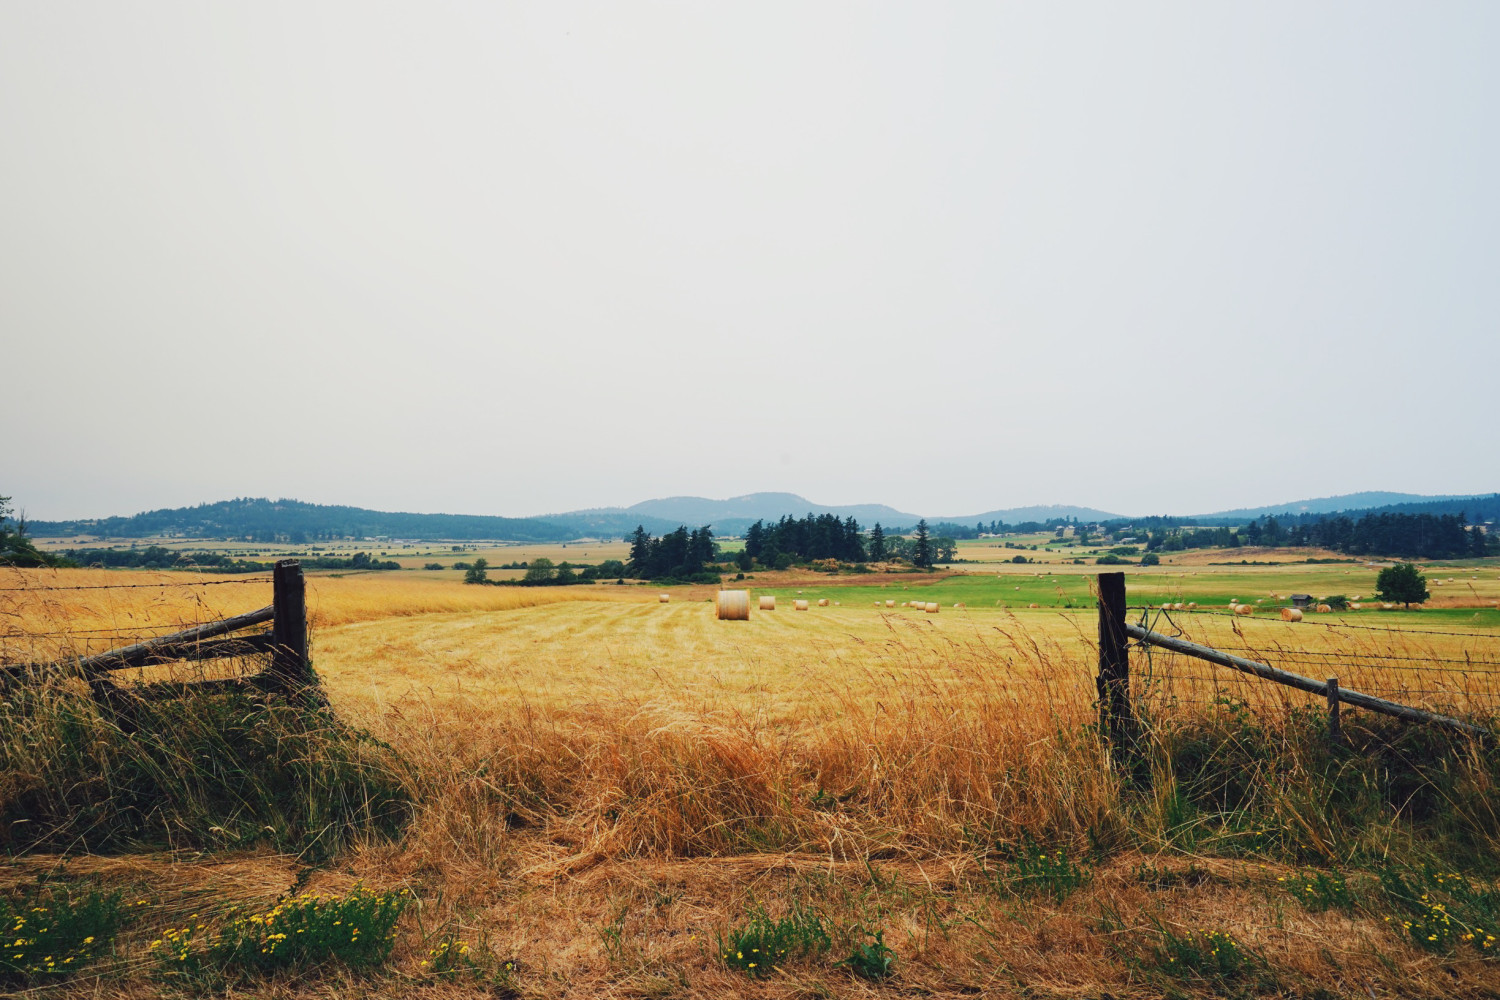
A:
3,574,1500,996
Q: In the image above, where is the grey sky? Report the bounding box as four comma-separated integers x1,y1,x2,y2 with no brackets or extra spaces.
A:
4,3,1496,521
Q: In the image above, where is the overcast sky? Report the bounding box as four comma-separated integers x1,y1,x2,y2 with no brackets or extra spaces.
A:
3,3,1497,521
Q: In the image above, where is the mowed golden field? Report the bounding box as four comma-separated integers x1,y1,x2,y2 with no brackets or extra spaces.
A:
4,556,1500,998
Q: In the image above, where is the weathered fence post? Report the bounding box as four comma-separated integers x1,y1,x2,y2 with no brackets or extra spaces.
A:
1096,571,1139,773
270,559,313,697
1327,677,1342,744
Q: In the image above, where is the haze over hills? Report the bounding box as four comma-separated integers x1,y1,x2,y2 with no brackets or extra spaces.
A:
21,491,1496,543
1189,492,1498,523
541,495,1127,538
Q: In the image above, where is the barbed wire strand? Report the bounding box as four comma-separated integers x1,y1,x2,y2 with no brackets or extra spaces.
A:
0,578,272,592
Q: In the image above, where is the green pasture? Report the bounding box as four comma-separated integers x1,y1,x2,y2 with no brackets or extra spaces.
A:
739,566,1500,630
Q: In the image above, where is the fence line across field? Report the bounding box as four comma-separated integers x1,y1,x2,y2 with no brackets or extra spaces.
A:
1127,605,1500,641
0,576,274,592
1097,571,1496,770
0,560,318,710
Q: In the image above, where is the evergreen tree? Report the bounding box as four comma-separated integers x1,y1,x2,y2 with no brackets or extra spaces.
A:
913,519,933,569
869,523,886,561
627,525,651,576
1375,562,1429,608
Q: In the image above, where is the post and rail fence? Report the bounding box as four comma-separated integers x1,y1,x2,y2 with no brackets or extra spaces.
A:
1,559,319,710
1094,570,1495,774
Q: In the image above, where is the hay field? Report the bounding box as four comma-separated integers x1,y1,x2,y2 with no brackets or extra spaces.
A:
5,564,1500,998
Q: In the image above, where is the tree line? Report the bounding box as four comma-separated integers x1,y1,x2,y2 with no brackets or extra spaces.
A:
60,547,403,573
629,525,720,583
1138,511,1494,560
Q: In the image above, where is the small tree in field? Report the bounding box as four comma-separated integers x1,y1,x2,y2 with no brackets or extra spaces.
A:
524,557,555,583
464,557,489,585
1376,562,1428,608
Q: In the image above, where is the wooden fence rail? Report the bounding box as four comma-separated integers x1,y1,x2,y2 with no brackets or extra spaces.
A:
3,559,317,706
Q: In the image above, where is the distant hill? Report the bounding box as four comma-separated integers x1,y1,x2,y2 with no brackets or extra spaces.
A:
547,494,1126,537
942,504,1124,525
28,498,579,542
28,490,1495,546
1191,492,1497,524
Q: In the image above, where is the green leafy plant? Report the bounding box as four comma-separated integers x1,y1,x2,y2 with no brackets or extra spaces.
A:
0,887,128,982
1279,868,1355,912
151,885,409,980
1380,865,1499,954
1149,924,1258,982
838,929,896,980
1000,842,1091,901
420,931,513,982
718,903,830,978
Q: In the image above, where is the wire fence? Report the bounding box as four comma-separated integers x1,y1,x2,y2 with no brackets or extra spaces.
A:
0,574,276,670
1127,604,1500,720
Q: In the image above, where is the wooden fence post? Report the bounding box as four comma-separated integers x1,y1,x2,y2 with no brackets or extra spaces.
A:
1096,572,1139,773
271,560,313,696
1327,677,1342,744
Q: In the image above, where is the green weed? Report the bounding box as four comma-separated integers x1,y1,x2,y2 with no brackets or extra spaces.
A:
1149,923,1258,982
999,842,1091,901
1279,868,1356,912
718,902,830,978
0,886,128,982
1380,865,1499,954
837,928,896,980
151,885,409,981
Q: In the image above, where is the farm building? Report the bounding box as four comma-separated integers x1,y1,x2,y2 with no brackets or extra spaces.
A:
1290,593,1313,608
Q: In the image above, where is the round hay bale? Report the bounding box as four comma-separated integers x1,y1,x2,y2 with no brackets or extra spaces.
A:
1234,604,1254,616
797,590,804,594
885,600,896,608
794,599,810,611
817,598,829,607
1351,595,1362,601
1028,602,1040,609
1280,607,1303,622
759,595,776,611
716,590,750,621
834,601,840,606
658,593,671,603
925,602,939,613
953,602,964,608
874,601,882,607
1173,603,1185,611
1382,602,1394,609
1349,603,1361,610
1316,603,1332,613
1187,602,1197,609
